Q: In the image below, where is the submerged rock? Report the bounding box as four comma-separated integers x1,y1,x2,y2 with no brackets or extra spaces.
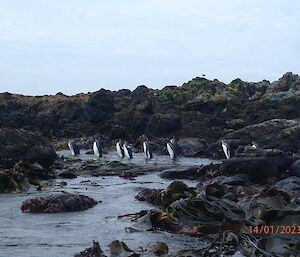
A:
118,171,137,180
21,193,98,213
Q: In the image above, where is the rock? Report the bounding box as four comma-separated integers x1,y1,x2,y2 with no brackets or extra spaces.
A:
159,164,221,180
177,138,206,157
0,169,29,193
109,240,136,257
274,176,300,191
262,148,286,157
74,241,106,257
0,74,299,155
220,156,296,181
289,159,300,177
225,119,300,153
58,172,77,179
84,150,94,155
0,128,56,167
203,174,249,186
13,161,53,180
159,167,200,180
146,113,181,136
225,119,245,129
118,171,137,180
21,193,98,213
59,181,67,187
135,188,163,203
85,89,115,123
146,242,169,255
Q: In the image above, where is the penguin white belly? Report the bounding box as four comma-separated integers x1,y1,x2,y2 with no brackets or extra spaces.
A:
143,142,148,157
222,142,230,159
167,143,175,160
124,145,133,159
93,142,100,157
116,143,124,158
68,142,76,156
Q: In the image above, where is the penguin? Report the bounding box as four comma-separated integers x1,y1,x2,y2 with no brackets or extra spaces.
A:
167,137,179,160
68,140,80,156
123,142,133,159
170,136,179,154
93,139,103,157
251,142,259,149
167,142,176,160
143,140,153,160
116,140,124,158
221,140,230,159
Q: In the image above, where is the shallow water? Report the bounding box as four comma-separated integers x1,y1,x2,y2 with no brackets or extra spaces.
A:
58,149,216,167
0,153,217,257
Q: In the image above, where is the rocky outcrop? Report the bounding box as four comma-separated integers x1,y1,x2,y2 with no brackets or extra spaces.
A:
0,73,299,154
0,128,57,167
0,73,300,158
224,119,300,153
21,193,98,213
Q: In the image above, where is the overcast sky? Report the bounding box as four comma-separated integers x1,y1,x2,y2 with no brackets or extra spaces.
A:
0,0,299,95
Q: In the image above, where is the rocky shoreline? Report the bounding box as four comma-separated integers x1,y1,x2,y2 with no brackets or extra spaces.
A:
0,73,299,256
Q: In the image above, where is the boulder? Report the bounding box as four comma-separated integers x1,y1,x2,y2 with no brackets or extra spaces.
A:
109,240,135,256
146,242,169,255
220,156,296,181
0,128,56,167
21,193,98,213
177,138,206,157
